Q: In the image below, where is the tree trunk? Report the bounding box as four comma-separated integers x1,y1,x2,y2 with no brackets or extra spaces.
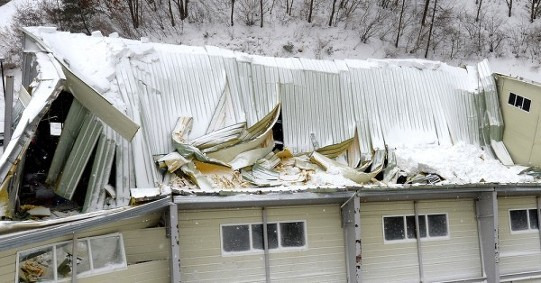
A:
168,0,175,27
308,0,314,23
508,0,512,17
329,0,337,26
260,0,264,27
475,0,482,22
127,0,140,28
395,0,405,48
421,0,430,26
231,0,235,26
289,0,294,16
183,0,189,20
424,0,437,58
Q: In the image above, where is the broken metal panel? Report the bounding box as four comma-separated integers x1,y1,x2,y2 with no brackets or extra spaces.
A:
46,99,88,185
0,52,65,193
82,133,116,213
115,137,131,208
55,114,103,200
62,65,139,141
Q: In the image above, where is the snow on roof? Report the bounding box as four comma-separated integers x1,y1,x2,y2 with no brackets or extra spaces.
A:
5,27,539,204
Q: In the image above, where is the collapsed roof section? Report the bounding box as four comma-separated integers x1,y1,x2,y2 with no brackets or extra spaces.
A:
0,27,537,219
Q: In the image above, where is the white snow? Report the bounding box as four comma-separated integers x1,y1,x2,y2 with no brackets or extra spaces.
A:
394,142,534,184
0,0,23,28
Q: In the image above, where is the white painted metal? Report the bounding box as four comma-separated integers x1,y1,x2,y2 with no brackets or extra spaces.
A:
498,196,541,275
178,205,346,282
360,199,482,282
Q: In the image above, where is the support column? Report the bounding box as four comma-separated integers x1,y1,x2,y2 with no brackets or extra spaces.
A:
477,191,499,282
414,201,425,283
262,207,271,283
168,203,181,283
4,75,13,150
341,194,361,282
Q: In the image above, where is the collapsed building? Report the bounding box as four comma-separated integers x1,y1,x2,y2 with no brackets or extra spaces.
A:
0,27,541,282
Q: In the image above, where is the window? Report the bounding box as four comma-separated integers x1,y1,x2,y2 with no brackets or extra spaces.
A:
510,209,539,232
508,93,532,112
17,233,126,282
221,221,306,254
383,214,448,242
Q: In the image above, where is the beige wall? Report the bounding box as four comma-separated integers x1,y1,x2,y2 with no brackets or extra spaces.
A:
0,212,170,283
360,199,482,283
498,196,541,275
178,204,346,283
496,75,541,166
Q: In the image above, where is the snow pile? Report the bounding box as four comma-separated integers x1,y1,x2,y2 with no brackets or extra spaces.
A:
395,143,533,184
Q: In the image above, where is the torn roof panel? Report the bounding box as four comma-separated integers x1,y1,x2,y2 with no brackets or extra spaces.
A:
8,28,538,200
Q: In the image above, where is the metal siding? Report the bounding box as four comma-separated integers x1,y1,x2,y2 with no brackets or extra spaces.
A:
360,199,482,282
55,114,103,200
178,205,346,282
46,99,88,185
498,196,541,275
82,133,116,213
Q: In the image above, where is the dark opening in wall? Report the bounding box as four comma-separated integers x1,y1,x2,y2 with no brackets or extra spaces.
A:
272,111,284,151
18,92,77,215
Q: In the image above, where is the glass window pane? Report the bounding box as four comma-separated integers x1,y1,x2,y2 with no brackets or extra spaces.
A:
516,96,524,107
508,93,517,105
56,240,91,279
267,224,278,249
510,210,529,231
523,99,531,112
18,247,55,282
418,216,427,238
428,214,448,237
384,217,405,241
406,216,416,239
89,236,125,270
530,209,539,229
222,225,250,252
252,224,278,250
280,222,305,247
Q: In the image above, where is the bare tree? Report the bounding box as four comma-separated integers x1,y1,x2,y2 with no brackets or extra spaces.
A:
173,0,189,21
286,0,294,15
505,0,513,17
421,0,430,25
329,0,338,26
395,0,405,48
307,0,314,23
127,0,140,28
231,0,236,26
260,0,263,27
475,0,482,22
168,0,175,26
529,0,541,22
424,0,437,58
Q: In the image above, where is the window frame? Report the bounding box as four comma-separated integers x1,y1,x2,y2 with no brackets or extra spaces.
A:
220,220,308,256
508,92,532,113
382,213,450,244
509,208,540,234
15,233,127,283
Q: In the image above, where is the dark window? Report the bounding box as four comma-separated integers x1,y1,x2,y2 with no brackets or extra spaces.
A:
428,214,448,237
508,93,517,105
530,209,539,229
222,225,250,252
252,224,278,250
523,98,531,112
384,217,405,241
385,214,446,242
515,96,524,108
510,210,528,231
406,216,416,239
280,222,305,247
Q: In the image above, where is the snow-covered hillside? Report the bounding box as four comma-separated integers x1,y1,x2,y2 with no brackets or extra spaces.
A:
0,0,540,80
